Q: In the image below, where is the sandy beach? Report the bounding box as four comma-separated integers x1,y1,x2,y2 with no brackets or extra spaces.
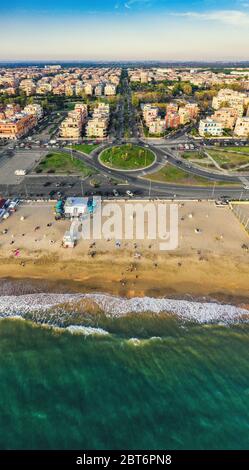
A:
0,200,248,302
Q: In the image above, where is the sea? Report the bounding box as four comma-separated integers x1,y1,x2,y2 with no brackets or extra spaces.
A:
0,290,249,450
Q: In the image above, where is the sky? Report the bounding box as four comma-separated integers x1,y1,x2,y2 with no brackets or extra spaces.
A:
1,1,249,61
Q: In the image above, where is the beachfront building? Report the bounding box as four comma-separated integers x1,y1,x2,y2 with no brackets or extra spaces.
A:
64,197,88,218
199,118,223,137
234,117,249,137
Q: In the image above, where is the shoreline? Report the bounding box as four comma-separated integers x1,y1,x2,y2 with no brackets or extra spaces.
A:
0,251,248,308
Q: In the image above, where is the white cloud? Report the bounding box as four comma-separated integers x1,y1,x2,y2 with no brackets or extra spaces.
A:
170,10,249,26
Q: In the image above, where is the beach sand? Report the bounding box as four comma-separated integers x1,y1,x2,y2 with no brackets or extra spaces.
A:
0,200,248,302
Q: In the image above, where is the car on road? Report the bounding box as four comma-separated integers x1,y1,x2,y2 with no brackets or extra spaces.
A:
126,190,133,197
43,182,51,187
49,190,56,197
113,189,119,197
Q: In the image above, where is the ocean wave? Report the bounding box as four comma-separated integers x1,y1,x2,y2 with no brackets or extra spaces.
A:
65,325,109,336
0,292,248,325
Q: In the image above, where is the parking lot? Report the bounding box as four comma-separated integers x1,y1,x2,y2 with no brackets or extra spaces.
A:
0,149,46,185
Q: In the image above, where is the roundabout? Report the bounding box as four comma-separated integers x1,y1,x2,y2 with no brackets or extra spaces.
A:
98,144,156,171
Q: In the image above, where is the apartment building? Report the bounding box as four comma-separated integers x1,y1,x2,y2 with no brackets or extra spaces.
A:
212,107,238,130
212,89,249,113
24,103,43,120
86,118,108,138
104,83,117,96
36,82,52,94
59,103,88,140
166,103,179,114
75,81,84,96
4,104,21,118
179,107,190,125
234,117,249,137
165,112,181,129
84,83,93,96
149,118,165,135
185,103,199,120
95,84,104,96
143,104,158,126
199,118,223,137
19,79,36,96
86,103,110,139
0,113,37,140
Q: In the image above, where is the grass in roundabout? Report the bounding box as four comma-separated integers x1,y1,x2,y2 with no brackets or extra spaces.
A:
99,144,155,170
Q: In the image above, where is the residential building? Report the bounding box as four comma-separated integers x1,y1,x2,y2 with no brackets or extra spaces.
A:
149,118,165,135
212,107,238,130
24,103,43,120
185,103,200,120
165,112,181,129
179,107,190,125
0,113,37,139
86,118,108,138
59,103,88,140
234,117,249,137
84,83,93,96
199,118,223,137
95,84,104,96
143,104,158,125
166,103,178,114
104,83,117,96
212,88,249,113
19,79,36,96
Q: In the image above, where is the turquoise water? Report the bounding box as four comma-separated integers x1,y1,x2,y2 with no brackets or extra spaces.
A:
0,315,249,450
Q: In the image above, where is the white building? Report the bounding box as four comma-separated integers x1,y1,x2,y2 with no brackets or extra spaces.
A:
64,197,88,218
104,83,116,96
199,118,223,137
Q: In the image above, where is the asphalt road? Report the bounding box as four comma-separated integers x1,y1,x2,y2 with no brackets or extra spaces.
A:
0,77,249,201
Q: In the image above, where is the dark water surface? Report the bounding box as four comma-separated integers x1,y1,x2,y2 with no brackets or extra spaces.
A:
0,316,249,450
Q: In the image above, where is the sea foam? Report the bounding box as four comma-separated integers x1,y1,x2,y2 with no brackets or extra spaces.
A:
0,292,248,325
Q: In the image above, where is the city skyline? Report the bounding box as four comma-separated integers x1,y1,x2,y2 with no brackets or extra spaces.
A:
1,1,249,60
